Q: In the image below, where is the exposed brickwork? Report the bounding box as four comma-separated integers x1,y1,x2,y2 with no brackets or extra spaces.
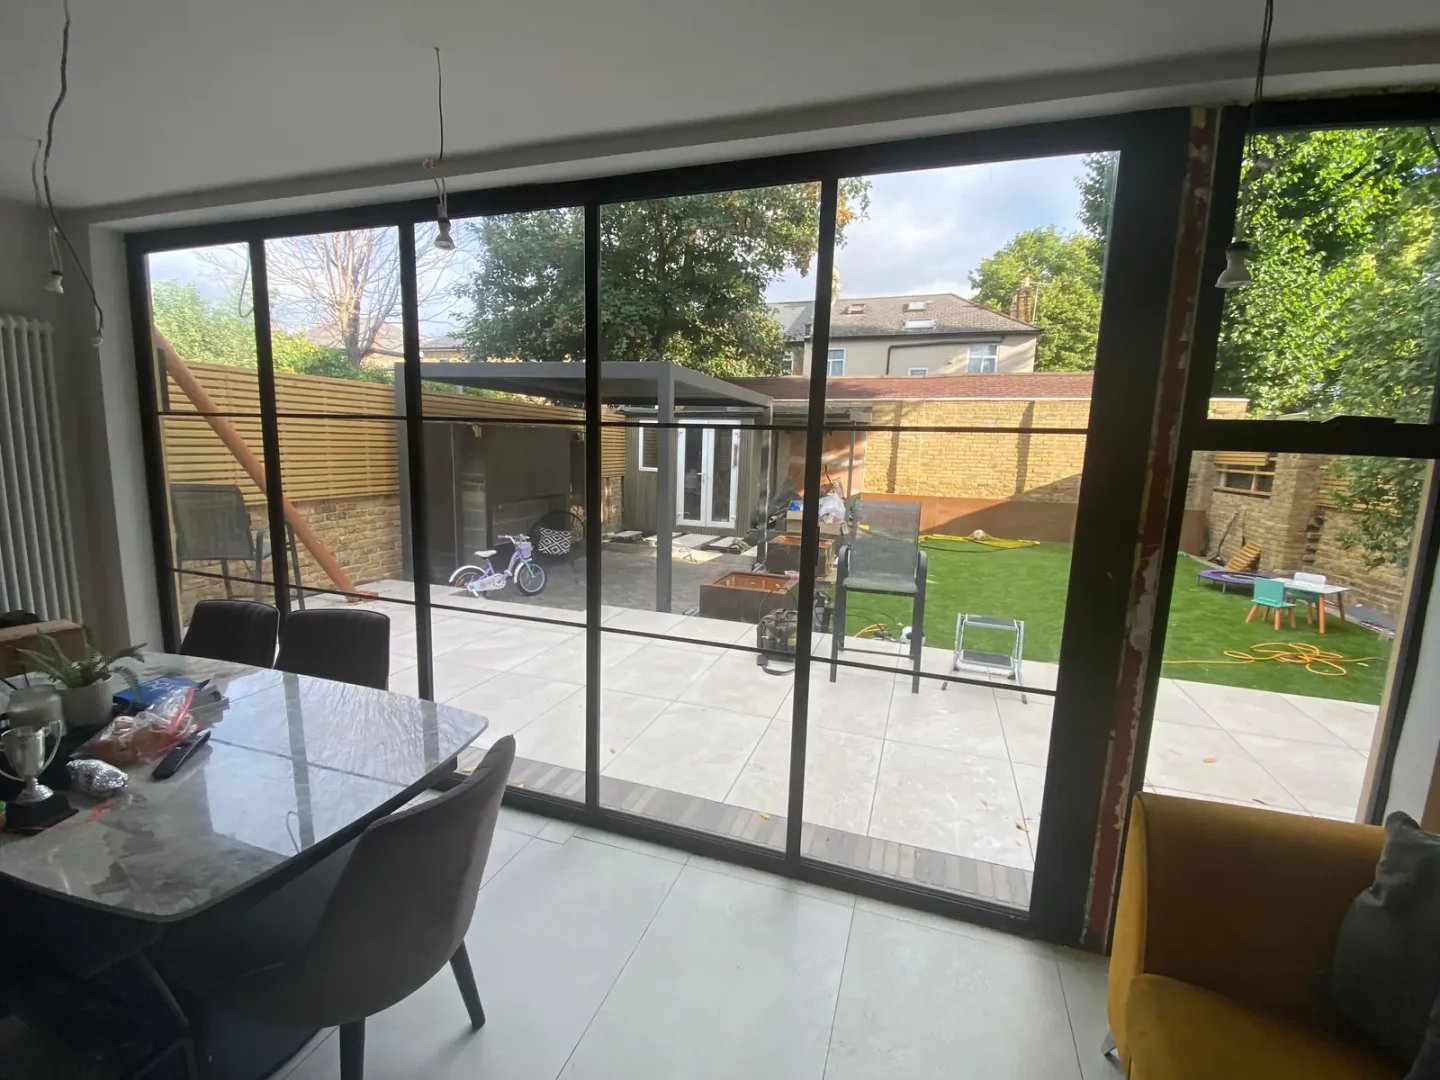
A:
177,493,402,616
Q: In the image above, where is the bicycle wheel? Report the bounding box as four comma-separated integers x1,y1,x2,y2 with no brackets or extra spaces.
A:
451,569,483,593
513,561,546,595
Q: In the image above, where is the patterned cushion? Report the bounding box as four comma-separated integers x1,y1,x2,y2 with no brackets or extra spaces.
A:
536,525,572,556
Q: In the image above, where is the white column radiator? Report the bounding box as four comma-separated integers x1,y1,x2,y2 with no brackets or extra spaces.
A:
0,316,82,621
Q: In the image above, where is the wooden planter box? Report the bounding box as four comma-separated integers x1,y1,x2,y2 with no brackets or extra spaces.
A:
765,535,835,576
698,571,794,624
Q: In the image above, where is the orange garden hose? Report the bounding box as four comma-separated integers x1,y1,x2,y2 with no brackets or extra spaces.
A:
1162,641,1385,678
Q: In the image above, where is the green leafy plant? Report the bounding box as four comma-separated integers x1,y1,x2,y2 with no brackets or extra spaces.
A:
17,635,146,695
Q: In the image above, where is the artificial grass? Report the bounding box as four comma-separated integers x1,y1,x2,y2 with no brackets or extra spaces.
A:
838,542,1390,705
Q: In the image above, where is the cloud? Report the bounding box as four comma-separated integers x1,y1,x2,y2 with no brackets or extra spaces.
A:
768,153,1090,302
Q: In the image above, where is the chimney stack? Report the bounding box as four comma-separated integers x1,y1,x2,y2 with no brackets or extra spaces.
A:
1009,275,1036,323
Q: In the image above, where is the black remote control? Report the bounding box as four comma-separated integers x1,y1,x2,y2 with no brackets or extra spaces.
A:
152,730,211,780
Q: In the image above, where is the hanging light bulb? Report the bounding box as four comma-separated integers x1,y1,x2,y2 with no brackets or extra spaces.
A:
1216,242,1253,290
44,269,64,294
433,212,455,251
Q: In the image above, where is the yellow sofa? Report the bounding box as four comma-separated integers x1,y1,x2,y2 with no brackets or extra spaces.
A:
1108,793,1404,1080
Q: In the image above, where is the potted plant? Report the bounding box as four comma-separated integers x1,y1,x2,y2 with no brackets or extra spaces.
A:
17,635,145,732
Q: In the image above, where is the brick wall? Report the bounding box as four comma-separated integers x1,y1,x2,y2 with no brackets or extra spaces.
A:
176,492,403,618
1187,450,1408,618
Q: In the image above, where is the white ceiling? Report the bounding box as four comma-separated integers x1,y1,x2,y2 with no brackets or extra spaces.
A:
3,0,1439,212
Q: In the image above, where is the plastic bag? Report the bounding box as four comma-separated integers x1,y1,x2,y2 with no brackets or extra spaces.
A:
817,493,847,524
78,687,196,766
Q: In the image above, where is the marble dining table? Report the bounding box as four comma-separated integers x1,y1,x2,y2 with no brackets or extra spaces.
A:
0,653,488,922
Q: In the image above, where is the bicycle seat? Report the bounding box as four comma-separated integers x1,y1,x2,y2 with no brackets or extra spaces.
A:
474,549,497,559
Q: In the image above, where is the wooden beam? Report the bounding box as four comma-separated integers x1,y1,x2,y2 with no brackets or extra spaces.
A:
152,328,368,599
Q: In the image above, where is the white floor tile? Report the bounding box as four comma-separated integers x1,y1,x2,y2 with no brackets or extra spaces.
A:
560,864,853,1080
1281,693,1381,752
431,660,499,704
440,625,576,674
885,678,1008,760
997,694,1054,768
825,908,1080,1079
1012,762,1046,861
514,688,668,771
724,718,883,835
1154,679,1218,727
678,648,794,717
1056,950,1123,1080
800,667,896,739
1177,680,1345,745
446,671,578,738
1143,721,1304,810
1228,732,1367,820
602,607,688,635
603,701,770,801
603,641,721,701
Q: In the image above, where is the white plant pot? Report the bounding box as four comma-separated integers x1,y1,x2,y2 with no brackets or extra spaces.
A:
57,679,114,732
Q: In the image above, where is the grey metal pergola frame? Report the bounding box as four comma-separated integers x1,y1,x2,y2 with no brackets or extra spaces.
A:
411,361,774,612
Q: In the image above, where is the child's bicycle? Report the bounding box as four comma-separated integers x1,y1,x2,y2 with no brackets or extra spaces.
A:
448,534,547,597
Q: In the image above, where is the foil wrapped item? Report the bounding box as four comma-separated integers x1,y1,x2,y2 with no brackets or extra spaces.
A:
67,758,129,797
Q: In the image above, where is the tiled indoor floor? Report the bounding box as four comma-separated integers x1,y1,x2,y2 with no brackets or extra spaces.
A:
272,808,1119,1080
313,583,1379,874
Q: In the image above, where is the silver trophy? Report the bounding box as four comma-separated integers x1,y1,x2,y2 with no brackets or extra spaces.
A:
0,722,64,805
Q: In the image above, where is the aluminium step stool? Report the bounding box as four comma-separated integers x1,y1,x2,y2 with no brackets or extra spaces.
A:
950,613,1027,703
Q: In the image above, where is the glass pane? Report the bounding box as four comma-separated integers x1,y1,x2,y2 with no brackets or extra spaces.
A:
1150,451,1418,820
680,426,704,522
712,428,737,525
1213,125,1439,420
147,243,262,415
814,154,1114,419
263,228,403,415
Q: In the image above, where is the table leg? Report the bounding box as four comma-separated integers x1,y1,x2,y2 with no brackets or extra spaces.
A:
1338,593,1347,625
1318,597,1327,634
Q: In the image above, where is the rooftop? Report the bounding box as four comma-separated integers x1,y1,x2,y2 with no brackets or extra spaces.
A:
728,372,1094,401
769,294,1041,341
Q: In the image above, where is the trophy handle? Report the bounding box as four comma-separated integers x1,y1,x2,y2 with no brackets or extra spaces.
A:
0,722,64,783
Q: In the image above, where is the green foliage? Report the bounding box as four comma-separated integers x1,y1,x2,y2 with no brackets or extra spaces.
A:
457,181,869,376
18,635,145,694
969,226,1103,371
150,279,386,383
1076,152,1118,245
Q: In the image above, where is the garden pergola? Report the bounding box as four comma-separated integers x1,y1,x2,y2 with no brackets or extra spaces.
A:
404,361,774,611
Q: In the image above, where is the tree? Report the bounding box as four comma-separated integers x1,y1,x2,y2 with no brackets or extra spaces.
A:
457,182,869,376
969,226,1103,372
1076,152,1118,247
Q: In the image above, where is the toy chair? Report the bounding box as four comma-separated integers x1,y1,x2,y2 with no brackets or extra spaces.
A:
1247,578,1295,631
1287,570,1326,625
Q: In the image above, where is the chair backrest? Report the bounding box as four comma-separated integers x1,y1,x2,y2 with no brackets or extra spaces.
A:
1252,578,1288,606
181,600,279,669
255,737,515,1024
275,609,390,690
848,499,921,586
170,484,255,561
1293,571,1327,586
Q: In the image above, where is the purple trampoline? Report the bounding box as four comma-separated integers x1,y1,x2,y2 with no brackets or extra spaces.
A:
1197,568,1263,594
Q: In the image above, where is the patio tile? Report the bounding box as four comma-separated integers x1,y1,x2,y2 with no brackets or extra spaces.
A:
794,668,896,739
1175,680,1345,745
387,662,419,698
602,607,688,635
1153,678,1218,727
431,659,499,702
885,678,1008,761
507,632,649,685
1143,721,1304,811
604,640,721,701
668,614,757,646
390,630,420,661
723,718,883,834
1012,762,1046,862
514,688,669,771
677,649,793,717
1229,732,1366,821
867,740,1033,871
438,625,576,673
448,671,579,740
603,701,770,801
997,695,1054,768
1016,661,1059,691
1143,785,1312,816
1282,693,1380,752
812,635,904,674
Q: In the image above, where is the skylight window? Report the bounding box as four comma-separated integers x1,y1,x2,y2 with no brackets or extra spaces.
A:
842,302,866,315
903,318,937,330
904,300,927,312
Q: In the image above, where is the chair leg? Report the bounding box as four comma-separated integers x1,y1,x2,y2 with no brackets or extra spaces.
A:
450,944,486,1031
288,526,306,610
830,584,846,683
1246,604,1259,624
1274,608,1282,631
1288,608,1295,629
1101,1031,1118,1059
339,1020,365,1080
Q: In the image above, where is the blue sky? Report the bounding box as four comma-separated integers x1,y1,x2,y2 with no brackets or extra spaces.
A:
767,153,1090,303
147,153,1091,337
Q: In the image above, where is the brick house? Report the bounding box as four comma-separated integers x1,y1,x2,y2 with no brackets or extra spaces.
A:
770,293,1043,379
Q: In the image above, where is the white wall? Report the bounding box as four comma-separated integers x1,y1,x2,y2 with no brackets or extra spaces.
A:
1384,568,1440,821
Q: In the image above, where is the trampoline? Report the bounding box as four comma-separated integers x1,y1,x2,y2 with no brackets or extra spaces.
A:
1197,568,1264,594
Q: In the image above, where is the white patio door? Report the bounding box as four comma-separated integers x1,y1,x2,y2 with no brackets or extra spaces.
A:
676,421,740,529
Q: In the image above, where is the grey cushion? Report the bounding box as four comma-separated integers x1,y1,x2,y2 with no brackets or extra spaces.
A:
1407,997,1440,1080
1326,811,1440,1066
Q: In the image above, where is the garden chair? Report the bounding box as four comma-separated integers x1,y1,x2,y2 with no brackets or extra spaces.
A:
170,483,305,608
1246,577,1296,631
830,498,927,694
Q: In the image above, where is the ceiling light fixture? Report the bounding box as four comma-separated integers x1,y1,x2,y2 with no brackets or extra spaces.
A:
1217,0,1274,291
31,141,64,295
425,46,454,251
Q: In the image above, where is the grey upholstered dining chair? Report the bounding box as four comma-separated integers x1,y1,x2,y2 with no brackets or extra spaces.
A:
180,599,280,669
155,736,515,1080
275,608,391,690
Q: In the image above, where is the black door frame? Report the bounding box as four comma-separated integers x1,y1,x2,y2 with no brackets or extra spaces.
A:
125,94,1440,943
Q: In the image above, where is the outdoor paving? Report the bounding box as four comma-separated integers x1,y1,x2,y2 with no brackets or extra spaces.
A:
313,575,1380,877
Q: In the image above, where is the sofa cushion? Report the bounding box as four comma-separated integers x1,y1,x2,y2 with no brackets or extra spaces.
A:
1126,974,1400,1080
1327,812,1440,1066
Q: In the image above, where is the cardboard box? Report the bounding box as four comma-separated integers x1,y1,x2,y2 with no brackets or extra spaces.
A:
0,620,86,679
785,511,846,538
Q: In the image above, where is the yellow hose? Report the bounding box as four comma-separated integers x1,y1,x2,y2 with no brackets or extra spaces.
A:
1162,641,1384,678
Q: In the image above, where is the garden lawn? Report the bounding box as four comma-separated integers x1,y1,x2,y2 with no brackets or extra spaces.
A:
839,541,1390,705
